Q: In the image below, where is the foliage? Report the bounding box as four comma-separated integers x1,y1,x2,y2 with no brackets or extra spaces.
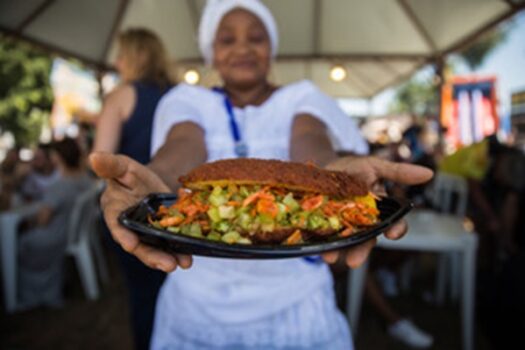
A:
389,78,438,117
0,34,53,147
390,25,510,116
458,27,508,71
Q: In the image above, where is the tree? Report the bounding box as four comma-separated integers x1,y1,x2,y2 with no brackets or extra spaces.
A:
0,34,53,147
458,27,508,71
390,25,510,116
389,77,438,116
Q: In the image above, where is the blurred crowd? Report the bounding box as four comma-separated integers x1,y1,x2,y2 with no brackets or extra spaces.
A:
363,116,525,348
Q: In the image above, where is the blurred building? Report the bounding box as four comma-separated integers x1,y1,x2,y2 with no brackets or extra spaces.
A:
511,89,525,147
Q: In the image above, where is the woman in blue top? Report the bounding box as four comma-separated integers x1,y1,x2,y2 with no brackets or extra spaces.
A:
93,28,172,350
91,1,433,349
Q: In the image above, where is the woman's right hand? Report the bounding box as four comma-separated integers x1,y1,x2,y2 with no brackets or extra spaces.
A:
89,152,193,272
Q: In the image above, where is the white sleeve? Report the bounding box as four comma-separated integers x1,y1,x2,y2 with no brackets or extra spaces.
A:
293,81,369,155
150,85,205,157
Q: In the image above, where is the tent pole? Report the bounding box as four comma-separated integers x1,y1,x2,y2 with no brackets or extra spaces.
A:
434,56,445,148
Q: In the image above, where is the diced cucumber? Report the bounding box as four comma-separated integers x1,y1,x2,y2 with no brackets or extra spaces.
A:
290,212,309,228
207,231,222,241
180,225,191,235
167,226,181,233
214,221,231,233
239,186,250,198
307,213,329,230
329,216,342,230
237,213,252,230
188,223,203,237
283,193,300,212
207,207,221,223
237,237,252,244
221,231,241,244
209,186,228,206
276,203,288,221
257,214,275,232
231,193,243,202
218,205,236,219
235,206,250,216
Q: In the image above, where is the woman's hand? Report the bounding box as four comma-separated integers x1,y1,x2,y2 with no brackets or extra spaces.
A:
89,152,193,272
321,156,433,268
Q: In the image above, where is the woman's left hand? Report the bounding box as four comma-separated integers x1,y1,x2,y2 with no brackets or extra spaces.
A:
321,156,433,268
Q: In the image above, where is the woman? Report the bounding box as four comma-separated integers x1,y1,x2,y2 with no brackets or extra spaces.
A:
90,1,433,349
94,27,172,163
18,138,92,310
92,28,172,350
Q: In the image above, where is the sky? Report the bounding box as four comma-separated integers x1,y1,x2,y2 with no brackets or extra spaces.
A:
339,11,525,118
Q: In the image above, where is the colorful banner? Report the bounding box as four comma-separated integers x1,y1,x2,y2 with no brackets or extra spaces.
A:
441,76,498,147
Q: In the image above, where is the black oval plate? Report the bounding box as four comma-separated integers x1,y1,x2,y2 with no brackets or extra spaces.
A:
118,193,412,259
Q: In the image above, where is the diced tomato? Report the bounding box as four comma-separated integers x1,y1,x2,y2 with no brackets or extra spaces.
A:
159,216,184,227
157,205,169,215
242,190,275,207
285,230,303,245
301,195,324,211
257,199,279,218
340,227,353,237
181,204,199,217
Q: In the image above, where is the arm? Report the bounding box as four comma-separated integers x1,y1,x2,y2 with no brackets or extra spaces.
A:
290,114,338,166
89,122,207,272
92,85,135,153
149,122,207,191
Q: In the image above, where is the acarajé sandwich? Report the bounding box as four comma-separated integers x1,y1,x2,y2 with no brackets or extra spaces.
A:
148,158,380,245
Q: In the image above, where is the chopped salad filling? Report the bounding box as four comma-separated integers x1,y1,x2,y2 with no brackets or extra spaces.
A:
148,185,380,245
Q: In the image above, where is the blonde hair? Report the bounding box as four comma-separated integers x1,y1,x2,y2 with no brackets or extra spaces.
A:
117,28,173,87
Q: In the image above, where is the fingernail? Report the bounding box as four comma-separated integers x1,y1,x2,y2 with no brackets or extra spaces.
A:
153,263,165,271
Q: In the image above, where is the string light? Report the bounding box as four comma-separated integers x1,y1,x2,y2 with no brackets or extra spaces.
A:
184,69,200,85
330,65,347,82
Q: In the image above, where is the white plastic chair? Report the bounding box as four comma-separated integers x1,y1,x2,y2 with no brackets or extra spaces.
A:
347,172,478,350
0,203,42,313
409,172,470,302
65,180,108,300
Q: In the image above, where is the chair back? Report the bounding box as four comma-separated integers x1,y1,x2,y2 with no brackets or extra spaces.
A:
66,181,103,247
428,172,468,216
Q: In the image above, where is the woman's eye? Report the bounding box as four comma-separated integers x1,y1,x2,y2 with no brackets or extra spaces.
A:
249,34,266,44
217,36,235,45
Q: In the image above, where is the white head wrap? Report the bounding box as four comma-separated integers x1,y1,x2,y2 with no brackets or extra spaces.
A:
198,0,279,65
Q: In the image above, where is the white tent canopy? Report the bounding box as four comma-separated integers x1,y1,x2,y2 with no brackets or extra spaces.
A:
1,0,524,98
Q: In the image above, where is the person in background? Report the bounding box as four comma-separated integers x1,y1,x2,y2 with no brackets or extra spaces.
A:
1,148,23,210
92,27,173,350
439,135,520,266
20,144,61,202
90,1,433,349
18,138,92,310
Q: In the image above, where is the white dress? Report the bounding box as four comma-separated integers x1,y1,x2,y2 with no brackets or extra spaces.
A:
150,80,368,350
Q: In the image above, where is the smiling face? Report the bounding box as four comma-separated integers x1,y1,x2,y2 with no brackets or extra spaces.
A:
212,9,272,89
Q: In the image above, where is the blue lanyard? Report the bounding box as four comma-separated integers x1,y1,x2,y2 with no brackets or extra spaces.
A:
212,88,321,265
212,87,248,157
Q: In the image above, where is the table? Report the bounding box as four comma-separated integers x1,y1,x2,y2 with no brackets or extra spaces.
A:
347,210,478,350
